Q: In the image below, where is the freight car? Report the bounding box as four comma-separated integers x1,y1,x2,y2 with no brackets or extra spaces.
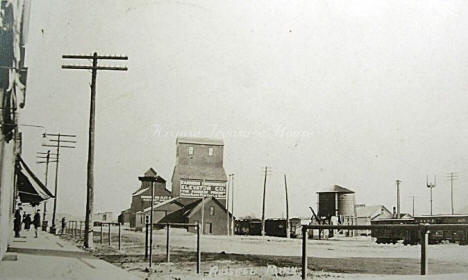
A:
235,218,302,238
371,215,468,245
371,218,417,245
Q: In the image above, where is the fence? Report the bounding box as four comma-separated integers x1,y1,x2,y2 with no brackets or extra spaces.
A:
63,221,122,250
300,224,468,279
62,221,202,274
159,222,201,274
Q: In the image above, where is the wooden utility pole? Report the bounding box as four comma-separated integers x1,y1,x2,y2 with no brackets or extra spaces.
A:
37,150,57,222
139,175,158,269
201,179,206,235
62,53,128,248
261,167,271,236
448,172,457,215
42,133,76,234
230,173,235,235
396,180,401,219
284,174,290,238
226,174,230,236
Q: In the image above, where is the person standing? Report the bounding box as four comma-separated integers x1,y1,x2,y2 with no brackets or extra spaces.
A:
14,208,22,237
61,217,66,235
33,209,41,238
24,214,32,230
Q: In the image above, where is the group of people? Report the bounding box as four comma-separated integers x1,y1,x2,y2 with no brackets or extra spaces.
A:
14,207,41,238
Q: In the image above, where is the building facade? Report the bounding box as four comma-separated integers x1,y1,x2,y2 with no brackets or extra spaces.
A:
121,168,172,228
0,0,31,261
171,137,228,206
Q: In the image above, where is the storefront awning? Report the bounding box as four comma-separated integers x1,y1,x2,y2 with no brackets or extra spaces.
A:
16,157,54,206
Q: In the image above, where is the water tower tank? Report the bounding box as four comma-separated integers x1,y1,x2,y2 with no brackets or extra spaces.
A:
317,185,355,219
337,192,356,217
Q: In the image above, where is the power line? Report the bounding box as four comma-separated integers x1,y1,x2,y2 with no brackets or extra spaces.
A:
62,52,128,249
41,133,76,234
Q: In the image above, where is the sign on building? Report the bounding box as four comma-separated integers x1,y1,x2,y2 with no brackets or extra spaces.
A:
141,195,172,203
180,180,226,199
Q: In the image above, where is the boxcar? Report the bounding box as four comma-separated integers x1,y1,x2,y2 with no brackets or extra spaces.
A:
371,218,417,245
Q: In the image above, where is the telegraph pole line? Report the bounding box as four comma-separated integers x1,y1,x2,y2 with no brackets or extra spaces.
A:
448,172,457,215
42,133,76,234
62,52,128,249
36,150,58,222
261,167,271,236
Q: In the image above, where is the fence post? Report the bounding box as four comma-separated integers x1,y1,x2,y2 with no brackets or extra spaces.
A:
145,218,149,260
197,222,201,274
166,224,170,262
108,223,111,246
79,221,82,238
302,226,308,280
118,223,121,250
420,225,429,275
100,223,103,244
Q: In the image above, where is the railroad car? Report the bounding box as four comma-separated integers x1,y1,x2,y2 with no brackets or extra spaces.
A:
371,215,468,245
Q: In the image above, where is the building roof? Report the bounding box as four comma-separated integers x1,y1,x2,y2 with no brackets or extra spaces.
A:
317,185,354,194
173,164,227,181
176,137,224,146
157,196,232,224
142,197,185,213
356,205,391,219
132,187,149,196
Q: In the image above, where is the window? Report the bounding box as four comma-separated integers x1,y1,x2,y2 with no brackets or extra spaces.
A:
208,147,214,156
188,146,194,155
209,206,215,216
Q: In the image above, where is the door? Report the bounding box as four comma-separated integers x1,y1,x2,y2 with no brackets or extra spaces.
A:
204,223,213,234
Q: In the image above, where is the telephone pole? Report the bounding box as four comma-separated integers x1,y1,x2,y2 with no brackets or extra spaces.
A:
448,172,457,215
230,173,235,236
261,167,271,236
36,150,58,222
426,175,436,216
226,174,230,236
396,180,401,219
284,174,290,238
42,133,76,234
62,53,128,248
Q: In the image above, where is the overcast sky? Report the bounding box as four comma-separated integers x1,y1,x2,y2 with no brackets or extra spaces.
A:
20,0,468,219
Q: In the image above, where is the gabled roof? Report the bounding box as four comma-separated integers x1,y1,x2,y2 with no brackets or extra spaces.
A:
144,168,157,177
356,205,391,219
157,196,233,224
142,197,186,213
186,196,231,218
132,187,149,196
176,137,224,146
317,185,354,194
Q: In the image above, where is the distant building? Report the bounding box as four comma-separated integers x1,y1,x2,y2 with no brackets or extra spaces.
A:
120,168,172,228
355,204,393,235
93,211,114,223
136,196,232,235
171,137,228,206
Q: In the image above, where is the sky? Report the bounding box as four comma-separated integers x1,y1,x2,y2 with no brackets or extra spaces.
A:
19,0,468,219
